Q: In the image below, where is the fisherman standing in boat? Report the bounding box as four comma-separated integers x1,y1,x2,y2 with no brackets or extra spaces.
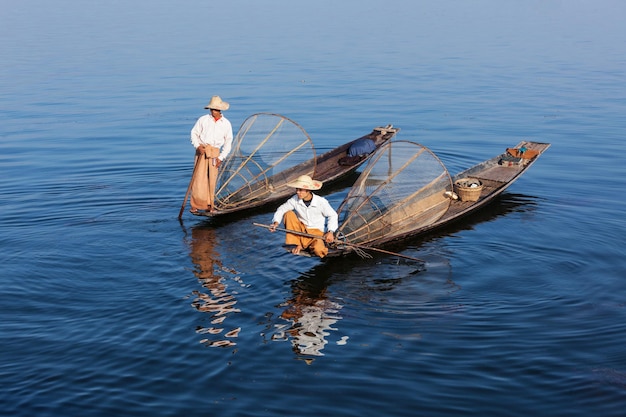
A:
269,175,338,258
189,96,233,214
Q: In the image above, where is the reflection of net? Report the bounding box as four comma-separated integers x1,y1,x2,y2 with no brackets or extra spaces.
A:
216,113,316,208
337,141,452,245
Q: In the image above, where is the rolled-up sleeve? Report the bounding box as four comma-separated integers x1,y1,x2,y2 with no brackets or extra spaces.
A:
272,196,297,225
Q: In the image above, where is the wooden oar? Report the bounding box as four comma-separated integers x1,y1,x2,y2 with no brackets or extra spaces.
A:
253,222,426,263
178,156,201,219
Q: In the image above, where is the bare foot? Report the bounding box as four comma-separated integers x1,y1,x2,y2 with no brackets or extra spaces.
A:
291,245,303,255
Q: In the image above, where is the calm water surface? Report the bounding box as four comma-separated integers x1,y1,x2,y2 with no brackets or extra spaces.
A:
2,1,626,416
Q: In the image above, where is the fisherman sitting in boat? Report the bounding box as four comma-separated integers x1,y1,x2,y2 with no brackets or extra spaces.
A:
269,175,338,258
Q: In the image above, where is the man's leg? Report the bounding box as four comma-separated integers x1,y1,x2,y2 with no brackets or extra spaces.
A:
283,211,307,250
306,228,328,258
206,146,221,210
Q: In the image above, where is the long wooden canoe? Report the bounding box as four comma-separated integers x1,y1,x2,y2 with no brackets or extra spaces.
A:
326,140,550,257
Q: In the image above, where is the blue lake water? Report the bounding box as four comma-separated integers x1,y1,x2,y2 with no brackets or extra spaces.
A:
2,1,626,416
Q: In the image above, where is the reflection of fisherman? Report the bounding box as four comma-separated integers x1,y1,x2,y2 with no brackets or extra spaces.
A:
282,298,343,357
189,95,233,214
275,275,346,358
188,226,241,347
189,226,221,284
269,175,338,258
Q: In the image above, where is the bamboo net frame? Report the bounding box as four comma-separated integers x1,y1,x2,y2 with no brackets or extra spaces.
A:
336,140,453,245
214,113,316,209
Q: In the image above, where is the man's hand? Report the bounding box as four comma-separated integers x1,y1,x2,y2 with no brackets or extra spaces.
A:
196,145,206,156
324,231,335,244
269,222,278,232
216,158,222,168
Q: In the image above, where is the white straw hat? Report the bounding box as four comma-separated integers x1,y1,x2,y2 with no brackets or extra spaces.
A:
286,175,322,190
204,95,230,110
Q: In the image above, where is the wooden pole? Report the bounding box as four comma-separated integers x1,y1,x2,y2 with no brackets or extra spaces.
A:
253,222,426,263
178,155,201,219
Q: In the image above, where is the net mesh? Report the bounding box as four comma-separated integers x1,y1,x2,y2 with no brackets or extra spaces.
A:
336,140,452,245
216,113,316,208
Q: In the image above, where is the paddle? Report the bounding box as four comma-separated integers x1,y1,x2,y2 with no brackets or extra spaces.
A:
253,222,426,263
178,155,201,219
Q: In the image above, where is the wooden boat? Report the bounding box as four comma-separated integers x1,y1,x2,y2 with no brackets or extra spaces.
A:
196,113,399,217
326,140,550,257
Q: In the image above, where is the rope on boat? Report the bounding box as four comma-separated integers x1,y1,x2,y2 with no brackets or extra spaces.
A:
334,231,372,259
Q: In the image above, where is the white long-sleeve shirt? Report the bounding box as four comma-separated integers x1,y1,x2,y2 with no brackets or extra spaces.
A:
272,194,338,233
190,114,233,161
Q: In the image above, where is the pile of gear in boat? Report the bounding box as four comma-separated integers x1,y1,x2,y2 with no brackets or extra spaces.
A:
338,125,394,166
499,146,540,167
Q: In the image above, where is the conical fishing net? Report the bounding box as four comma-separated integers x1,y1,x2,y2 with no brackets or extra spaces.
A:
336,140,452,245
215,113,316,209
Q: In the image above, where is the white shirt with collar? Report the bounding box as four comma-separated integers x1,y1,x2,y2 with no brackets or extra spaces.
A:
190,114,233,161
272,193,338,233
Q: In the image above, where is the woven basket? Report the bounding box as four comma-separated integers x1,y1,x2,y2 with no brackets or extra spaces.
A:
454,178,483,202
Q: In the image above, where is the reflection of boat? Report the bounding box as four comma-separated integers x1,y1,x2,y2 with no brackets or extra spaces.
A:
327,140,550,257
414,192,541,245
266,245,459,361
344,192,542,262
195,113,399,217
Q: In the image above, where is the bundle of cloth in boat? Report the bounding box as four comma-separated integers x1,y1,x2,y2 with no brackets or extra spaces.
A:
499,146,539,166
338,137,376,166
506,146,539,159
